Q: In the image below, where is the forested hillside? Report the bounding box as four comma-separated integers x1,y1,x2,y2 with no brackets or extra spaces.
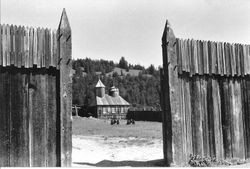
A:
72,57,161,110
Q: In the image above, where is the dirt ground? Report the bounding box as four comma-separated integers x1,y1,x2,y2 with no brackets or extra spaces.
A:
72,117,164,167
72,135,164,167
71,117,250,167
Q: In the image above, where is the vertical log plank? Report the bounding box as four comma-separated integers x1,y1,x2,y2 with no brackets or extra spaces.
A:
52,30,58,68
211,42,217,74
230,44,236,76
241,79,248,158
193,40,198,74
208,41,212,75
198,40,204,75
29,27,34,68
45,29,50,69
6,24,11,66
207,77,215,157
221,42,226,75
16,26,22,68
184,76,193,159
37,28,41,68
179,77,186,162
29,72,46,167
201,77,209,157
24,27,29,68
203,41,209,75
0,25,3,66
58,9,72,167
245,77,250,158
185,39,190,73
41,28,45,68
21,26,25,67
162,20,184,166
46,73,57,166
2,24,7,66
33,28,38,66
225,43,230,76
239,45,244,76
191,76,203,155
10,25,15,66
232,80,245,159
212,78,224,159
9,69,29,166
0,69,11,166
187,39,192,76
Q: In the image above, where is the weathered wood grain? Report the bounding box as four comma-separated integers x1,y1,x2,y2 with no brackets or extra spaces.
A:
33,28,38,66
24,27,29,68
0,69,11,167
245,77,250,158
207,77,215,157
241,79,248,158
230,44,236,76
29,27,34,68
21,26,25,67
240,45,245,76
208,41,212,75
197,40,203,75
45,29,50,68
52,30,58,68
10,25,15,66
201,76,209,157
212,78,224,159
10,69,29,166
185,39,190,73
203,41,209,74
58,9,72,167
187,39,192,76
224,43,230,76
232,80,245,159
30,72,46,167
2,25,7,67
193,40,198,74
41,28,45,68
176,38,182,74
0,25,3,65
221,42,226,75
179,77,186,162
6,25,11,66
211,42,217,74
184,75,192,159
46,73,57,166
191,76,203,155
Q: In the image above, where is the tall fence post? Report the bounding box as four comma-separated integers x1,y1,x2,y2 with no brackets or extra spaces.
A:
58,9,72,167
161,20,184,166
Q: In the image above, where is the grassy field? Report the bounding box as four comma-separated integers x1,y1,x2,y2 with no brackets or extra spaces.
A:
72,116,162,139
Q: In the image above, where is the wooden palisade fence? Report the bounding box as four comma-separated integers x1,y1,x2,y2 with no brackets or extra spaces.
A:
0,9,72,167
161,20,250,166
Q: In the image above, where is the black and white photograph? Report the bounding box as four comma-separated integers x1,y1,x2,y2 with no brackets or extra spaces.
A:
0,0,250,167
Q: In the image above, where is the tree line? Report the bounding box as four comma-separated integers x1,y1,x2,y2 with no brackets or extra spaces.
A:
72,57,161,110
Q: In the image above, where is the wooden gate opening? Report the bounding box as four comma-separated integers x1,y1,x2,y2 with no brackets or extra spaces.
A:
0,9,72,167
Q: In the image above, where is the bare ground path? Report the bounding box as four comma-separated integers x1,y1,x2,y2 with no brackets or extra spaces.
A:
72,117,164,167
72,135,164,167
71,117,250,167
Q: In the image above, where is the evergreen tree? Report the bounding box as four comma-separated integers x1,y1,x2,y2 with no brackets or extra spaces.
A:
118,57,128,69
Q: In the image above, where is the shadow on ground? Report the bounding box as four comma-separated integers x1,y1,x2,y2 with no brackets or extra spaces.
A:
74,159,165,167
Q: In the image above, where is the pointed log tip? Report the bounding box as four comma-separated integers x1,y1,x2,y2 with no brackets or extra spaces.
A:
162,19,174,41
163,19,172,31
58,8,71,30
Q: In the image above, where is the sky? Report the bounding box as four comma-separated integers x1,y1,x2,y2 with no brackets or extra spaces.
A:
1,0,250,67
